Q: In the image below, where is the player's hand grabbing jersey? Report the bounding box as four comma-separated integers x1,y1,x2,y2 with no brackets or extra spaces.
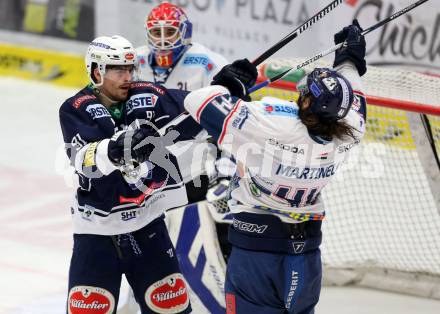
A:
59,82,201,235
184,61,366,223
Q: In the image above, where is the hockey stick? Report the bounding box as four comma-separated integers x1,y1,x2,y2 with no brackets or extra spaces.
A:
249,0,430,93
252,0,345,66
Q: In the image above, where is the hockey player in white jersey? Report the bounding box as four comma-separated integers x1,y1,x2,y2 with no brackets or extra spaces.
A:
184,20,367,313
135,2,228,90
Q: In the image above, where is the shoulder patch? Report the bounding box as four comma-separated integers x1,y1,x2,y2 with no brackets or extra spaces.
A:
182,54,214,72
126,93,158,114
352,93,366,111
260,102,298,118
85,103,111,120
130,82,165,95
72,95,97,109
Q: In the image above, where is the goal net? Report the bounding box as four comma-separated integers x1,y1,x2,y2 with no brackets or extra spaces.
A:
253,58,440,299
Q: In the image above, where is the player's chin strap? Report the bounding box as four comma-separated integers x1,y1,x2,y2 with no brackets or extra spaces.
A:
92,86,120,106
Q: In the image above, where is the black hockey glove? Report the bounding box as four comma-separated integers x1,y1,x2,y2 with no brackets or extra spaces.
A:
108,128,155,165
333,19,367,76
211,58,258,101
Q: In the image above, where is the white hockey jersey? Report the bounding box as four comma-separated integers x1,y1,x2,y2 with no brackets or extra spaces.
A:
184,62,366,223
135,42,228,91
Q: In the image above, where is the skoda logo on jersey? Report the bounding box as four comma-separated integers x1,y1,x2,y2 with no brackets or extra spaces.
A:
126,93,158,115
182,54,214,72
268,138,305,154
86,104,111,119
262,103,298,118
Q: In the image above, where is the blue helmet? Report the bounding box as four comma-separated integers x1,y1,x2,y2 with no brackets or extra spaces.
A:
297,68,354,121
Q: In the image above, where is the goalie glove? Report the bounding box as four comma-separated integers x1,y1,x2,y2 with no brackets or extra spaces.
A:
211,58,258,101
333,19,367,76
108,128,155,165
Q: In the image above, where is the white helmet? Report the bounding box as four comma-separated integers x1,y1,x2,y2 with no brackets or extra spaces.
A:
85,35,136,86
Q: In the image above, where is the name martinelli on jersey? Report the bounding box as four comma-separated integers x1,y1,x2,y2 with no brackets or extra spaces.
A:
276,163,341,180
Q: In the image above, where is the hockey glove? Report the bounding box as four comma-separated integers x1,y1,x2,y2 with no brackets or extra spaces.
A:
333,19,367,76
108,128,155,165
211,58,258,101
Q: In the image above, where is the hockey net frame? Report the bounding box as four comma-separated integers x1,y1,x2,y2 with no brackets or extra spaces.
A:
253,58,440,299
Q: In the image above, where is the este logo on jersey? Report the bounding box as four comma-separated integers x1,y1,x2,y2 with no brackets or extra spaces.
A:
262,103,298,117
126,93,158,115
86,104,111,119
183,54,214,72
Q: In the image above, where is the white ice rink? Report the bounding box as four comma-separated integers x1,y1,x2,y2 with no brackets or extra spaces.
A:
1,77,439,313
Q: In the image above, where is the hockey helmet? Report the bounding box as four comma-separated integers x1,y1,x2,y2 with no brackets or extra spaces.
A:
145,3,192,52
85,35,137,86
297,68,354,121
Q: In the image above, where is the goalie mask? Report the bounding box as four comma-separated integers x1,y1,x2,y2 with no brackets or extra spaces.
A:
297,68,354,121
85,35,136,87
145,2,193,68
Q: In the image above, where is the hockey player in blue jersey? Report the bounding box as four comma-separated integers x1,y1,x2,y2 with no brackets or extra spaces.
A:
59,35,198,313
184,21,367,314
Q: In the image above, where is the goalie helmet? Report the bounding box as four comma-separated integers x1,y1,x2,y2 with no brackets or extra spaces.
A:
145,2,192,67
297,68,354,121
85,35,136,86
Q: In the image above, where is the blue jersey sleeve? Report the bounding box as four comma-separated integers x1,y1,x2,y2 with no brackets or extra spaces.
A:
59,88,118,178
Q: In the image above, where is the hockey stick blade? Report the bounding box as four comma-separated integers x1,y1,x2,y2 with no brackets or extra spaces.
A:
252,0,345,66
249,0,431,93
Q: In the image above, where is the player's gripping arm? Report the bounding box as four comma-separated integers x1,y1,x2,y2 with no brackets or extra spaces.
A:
59,96,153,179
333,20,367,139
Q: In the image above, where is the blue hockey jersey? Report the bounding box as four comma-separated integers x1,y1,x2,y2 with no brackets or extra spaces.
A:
59,82,200,235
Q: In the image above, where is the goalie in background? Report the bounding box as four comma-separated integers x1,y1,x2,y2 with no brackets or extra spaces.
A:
183,20,367,314
135,2,228,90
135,1,231,203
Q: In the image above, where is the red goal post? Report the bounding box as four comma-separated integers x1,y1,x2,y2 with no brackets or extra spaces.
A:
253,58,440,299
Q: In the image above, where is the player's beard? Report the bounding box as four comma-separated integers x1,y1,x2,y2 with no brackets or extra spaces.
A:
101,76,131,103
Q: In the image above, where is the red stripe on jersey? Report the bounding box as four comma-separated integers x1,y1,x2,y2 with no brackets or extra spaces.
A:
226,293,236,314
195,92,223,122
218,100,242,145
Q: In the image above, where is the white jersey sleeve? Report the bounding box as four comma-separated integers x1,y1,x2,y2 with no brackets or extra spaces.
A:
335,61,367,141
